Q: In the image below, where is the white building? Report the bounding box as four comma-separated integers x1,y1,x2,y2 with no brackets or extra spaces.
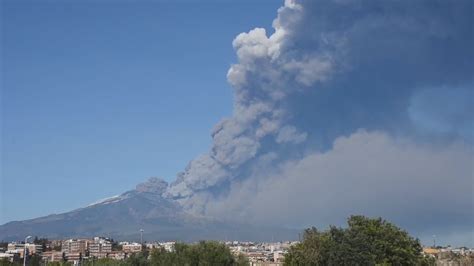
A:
160,242,176,252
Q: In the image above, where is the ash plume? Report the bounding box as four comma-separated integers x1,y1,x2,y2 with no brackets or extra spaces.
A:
165,0,317,208
164,0,473,245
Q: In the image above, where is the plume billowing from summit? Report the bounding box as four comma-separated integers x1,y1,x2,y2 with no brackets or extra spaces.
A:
3,0,471,246
164,0,473,245
166,0,320,205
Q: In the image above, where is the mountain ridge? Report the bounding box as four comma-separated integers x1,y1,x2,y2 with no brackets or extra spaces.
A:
0,178,299,242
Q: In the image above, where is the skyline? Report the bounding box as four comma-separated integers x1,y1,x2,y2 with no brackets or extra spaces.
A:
2,0,473,247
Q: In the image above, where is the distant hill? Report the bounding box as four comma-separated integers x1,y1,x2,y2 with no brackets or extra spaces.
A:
0,179,298,242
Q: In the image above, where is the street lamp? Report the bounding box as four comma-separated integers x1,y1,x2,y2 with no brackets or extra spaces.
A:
140,229,144,245
23,235,32,266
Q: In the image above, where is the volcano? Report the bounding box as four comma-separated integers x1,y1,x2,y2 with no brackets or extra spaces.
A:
0,178,298,242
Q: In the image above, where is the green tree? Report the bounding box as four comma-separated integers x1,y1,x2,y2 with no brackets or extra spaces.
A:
46,262,72,266
150,247,178,266
61,252,67,263
125,250,149,266
33,237,51,252
28,254,42,266
0,258,15,266
235,253,250,266
149,241,242,266
193,241,235,265
83,258,120,266
285,215,434,266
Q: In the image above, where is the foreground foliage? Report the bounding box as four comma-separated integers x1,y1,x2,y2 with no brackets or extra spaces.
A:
149,241,248,266
284,215,435,266
1,241,248,266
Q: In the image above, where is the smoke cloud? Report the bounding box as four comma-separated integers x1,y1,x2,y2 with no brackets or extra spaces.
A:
164,0,473,244
204,130,473,244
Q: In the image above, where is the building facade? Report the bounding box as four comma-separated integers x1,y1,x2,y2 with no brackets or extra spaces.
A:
7,243,42,258
89,237,112,258
122,243,142,254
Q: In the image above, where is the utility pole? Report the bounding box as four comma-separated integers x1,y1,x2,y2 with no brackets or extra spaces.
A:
23,236,32,266
140,229,144,245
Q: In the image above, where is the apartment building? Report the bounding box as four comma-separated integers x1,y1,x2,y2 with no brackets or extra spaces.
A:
89,237,112,258
62,239,89,255
7,243,42,258
122,242,142,253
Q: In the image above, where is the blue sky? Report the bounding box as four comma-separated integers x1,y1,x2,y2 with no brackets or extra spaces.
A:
1,0,283,224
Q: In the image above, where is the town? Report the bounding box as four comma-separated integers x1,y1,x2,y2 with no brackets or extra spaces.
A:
1,236,473,266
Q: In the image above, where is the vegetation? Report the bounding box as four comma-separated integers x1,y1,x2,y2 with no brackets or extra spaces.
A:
0,259,14,266
83,258,119,266
1,254,49,266
284,215,435,266
46,263,72,266
0,241,248,266
33,237,51,252
65,241,246,266
149,241,247,266
1,216,445,265
111,239,123,251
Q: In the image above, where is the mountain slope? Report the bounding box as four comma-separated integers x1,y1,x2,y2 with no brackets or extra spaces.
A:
0,179,298,242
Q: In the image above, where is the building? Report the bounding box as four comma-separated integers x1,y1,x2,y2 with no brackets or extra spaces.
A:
50,240,63,251
7,243,43,258
107,251,127,260
160,242,176,252
122,242,142,253
423,247,440,257
41,251,64,263
62,239,89,255
0,252,18,263
61,238,91,263
273,251,286,263
89,237,112,258
145,243,161,250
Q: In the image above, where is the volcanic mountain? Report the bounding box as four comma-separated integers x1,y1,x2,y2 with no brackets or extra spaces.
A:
0,178,298,242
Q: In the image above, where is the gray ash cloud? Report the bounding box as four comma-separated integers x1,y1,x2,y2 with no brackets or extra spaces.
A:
161,0,472,245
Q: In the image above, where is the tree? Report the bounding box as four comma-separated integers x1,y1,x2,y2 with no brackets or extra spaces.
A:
111,241,122,251
235,253,250,266
124,250,149,266
150,246,185,266
83,258,121,266
28,254,42,266
47,262,73,266
149,241,243,266
192,241,235,265
0,259,14,266
0,242,8,250
285,215,434,266
33,237,50,252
